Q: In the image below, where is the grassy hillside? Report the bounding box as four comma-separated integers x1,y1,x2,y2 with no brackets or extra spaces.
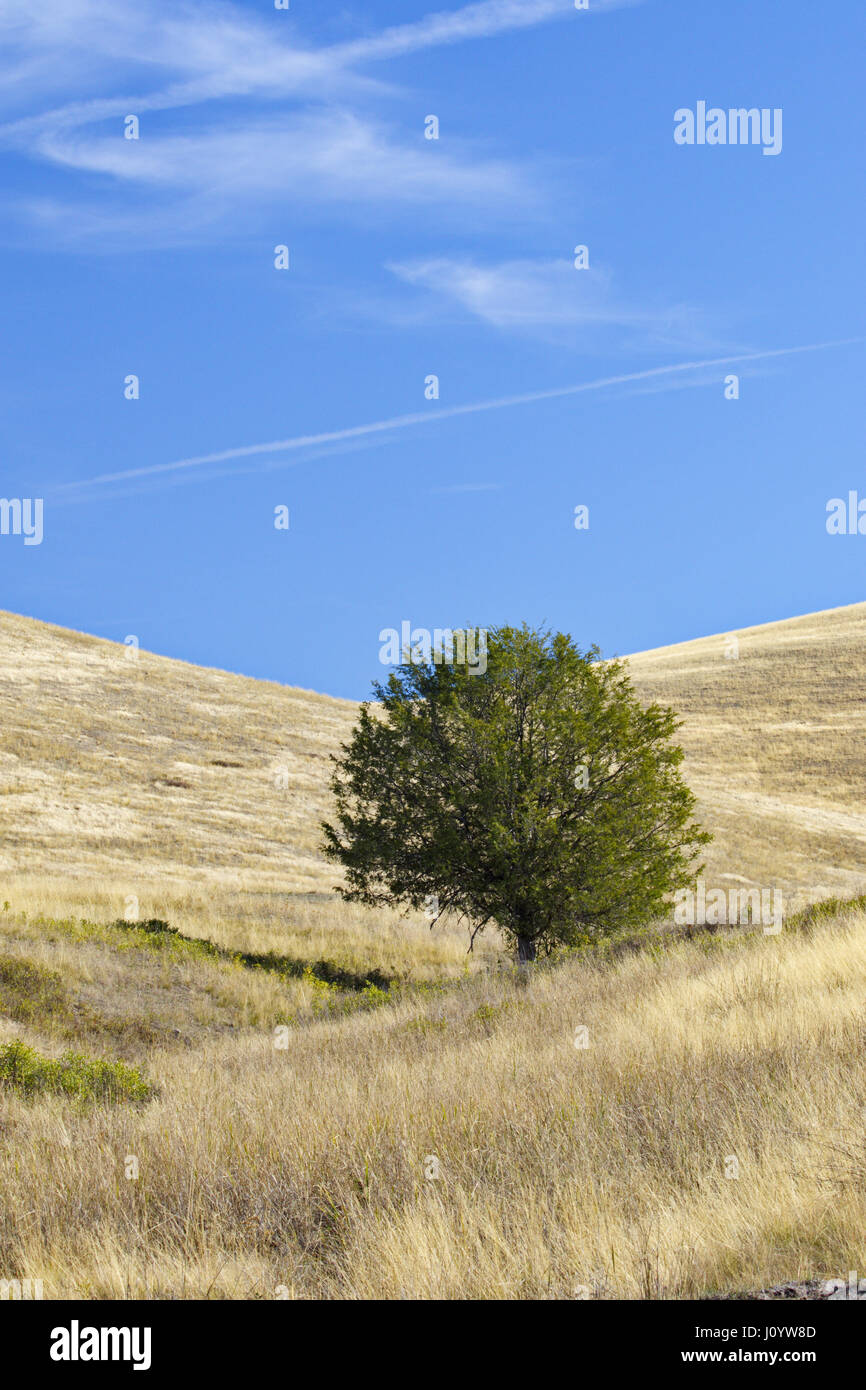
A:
626,600,866,901
2,896,865,1298
2,601,864,942
0,609,495,980
1,603,865,1299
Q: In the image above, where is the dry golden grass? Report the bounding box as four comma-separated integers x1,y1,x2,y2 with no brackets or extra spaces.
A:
0,610,501,978
2,905,865,1299
1,602,865,1299
0,877,498,986
626,600,866,903
0,609,355,897
3,601,865,927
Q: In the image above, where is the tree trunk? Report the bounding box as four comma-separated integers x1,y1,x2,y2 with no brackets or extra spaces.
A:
516,935,537,965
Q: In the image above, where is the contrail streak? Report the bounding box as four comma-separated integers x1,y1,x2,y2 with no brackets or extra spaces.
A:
58,337,864,494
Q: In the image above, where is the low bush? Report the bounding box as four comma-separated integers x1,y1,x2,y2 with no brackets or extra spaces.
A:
0,1039,153,1103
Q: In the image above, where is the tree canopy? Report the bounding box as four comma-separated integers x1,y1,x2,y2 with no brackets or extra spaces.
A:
322,625,710,961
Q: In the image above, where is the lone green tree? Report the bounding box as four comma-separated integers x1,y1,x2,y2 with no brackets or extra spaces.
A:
322,625,710,962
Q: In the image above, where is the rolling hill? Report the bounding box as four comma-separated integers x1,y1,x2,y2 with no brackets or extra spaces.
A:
2,602,866,1299
625,600,866,901
1,600,864,931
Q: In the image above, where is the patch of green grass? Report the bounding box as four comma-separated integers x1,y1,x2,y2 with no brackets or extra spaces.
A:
0,955,69,1024
403,1015,448,1035
111,919,395,994
0,1039,153,1103
1,914,400,1034
470,1001,511,1026
111,918,224,963
237,946,393,994
787,894,866,933
468,999,526,1031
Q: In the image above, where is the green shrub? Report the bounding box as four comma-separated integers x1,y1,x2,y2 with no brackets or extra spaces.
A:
787,894,866,933
0,956,68,1023
0,1039,153,1103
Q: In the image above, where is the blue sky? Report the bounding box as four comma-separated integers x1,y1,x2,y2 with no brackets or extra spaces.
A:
1,0,863,699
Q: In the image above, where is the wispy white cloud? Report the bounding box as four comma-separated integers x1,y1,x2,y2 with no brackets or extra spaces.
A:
0,3,369,136
33,111,534,206
0,0,638,125
328,0,640,65
54,338,863,498
386,255,708,347
0,0,643,245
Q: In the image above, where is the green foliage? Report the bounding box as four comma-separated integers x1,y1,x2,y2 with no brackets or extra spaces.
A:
0,1039,153,1103
358,982,390,1009
111,918,223,963
323,624,710,958
404,1015,448,1035
300,967,391,1017
0,956,68,1023
241,948,392,993
109,918,393,993
787,894,866,933
469,1000,519,1031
